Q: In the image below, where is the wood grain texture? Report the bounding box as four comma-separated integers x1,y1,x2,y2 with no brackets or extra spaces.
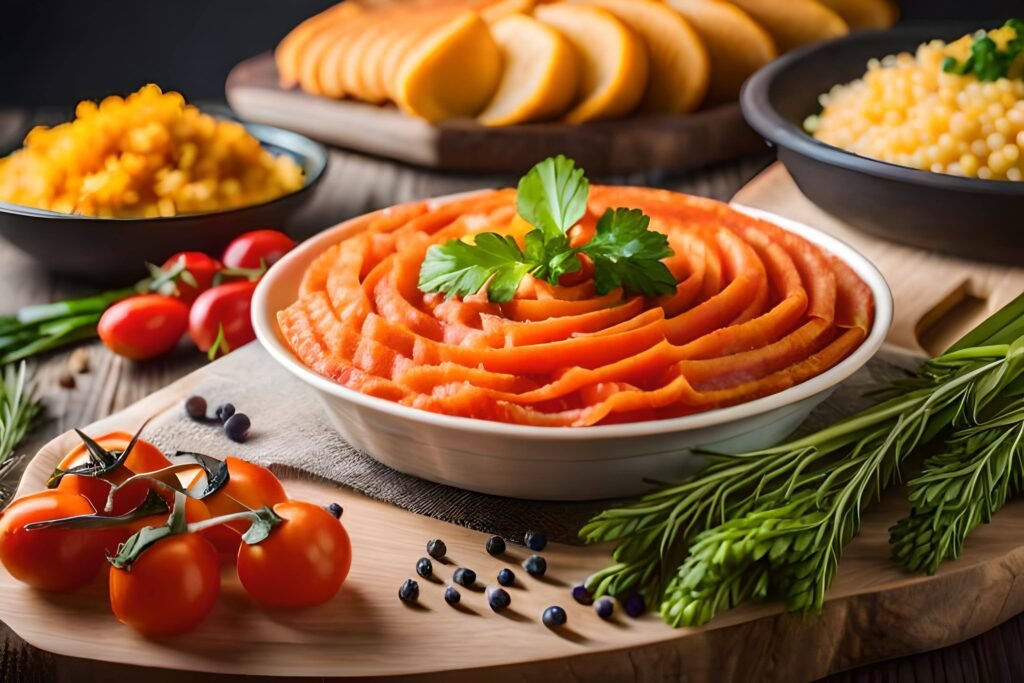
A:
2,367,1024,682
734,163,1024,356
225,53,765,174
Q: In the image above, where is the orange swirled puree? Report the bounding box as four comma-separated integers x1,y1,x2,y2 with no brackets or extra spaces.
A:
278,187,874,427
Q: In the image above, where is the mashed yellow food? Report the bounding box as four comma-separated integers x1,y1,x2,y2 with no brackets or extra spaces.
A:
807,23,1024,181
0,85,304,217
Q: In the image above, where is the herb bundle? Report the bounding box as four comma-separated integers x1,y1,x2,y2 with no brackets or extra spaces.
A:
0,362,43,466
417,156,676,302
581,293,1024,627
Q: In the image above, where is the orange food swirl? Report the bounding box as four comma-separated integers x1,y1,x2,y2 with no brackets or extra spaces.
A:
279,187,874,427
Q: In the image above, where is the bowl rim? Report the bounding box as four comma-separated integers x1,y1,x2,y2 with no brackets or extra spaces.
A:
0,120,328,222
252,194,893,440
740,22,1024,198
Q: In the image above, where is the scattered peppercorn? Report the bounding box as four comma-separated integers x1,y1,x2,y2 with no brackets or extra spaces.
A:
624,594,645,618
416,557,433,579
485,535,506,556
215,403,236,422
452,567,476,588
444,585,461,606
185,395,207,421
523,555,547,577
594,597,614,620
326,502,343,518
497,568,516,587
542,606,567,627
399,579,419,603
571,583,593,606
524,531,547,551
426,538,447,559
224,413,251,442
487,586,511,611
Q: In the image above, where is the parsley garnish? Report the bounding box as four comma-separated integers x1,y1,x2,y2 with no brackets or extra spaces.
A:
942,19,1024,81
417,156,676,302
580,208,677,296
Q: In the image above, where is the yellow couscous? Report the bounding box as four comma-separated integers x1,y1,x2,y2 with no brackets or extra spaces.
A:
0,84,304,218
806,21,1024,181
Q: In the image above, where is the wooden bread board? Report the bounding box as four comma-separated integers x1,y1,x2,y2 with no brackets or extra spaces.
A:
225,53,765,175
2,166,1024,681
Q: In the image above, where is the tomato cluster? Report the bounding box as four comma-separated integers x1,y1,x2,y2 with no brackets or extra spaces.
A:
0,431,352,637
98,229,296,361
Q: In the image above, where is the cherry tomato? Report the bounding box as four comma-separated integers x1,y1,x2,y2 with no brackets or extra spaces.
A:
109,534,220,636
56,432,171,516
98,295,189,361
222,229,296,270
187,457,288,553
237,501,351,609
0,491,116,591
188,281,258,356
161,252,222,305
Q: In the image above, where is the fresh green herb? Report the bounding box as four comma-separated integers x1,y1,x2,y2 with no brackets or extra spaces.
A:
580,208,676,296
416,233,536,302
581,293,1024,627
0,362,43,467
418,156,676,302
890,397,1024,574
515,155,589,243
942,19,1024,81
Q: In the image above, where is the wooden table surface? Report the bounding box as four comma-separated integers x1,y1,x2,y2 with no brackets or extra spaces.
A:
1,107,1022,682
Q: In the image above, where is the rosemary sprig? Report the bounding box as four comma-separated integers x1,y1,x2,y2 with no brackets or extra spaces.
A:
890,397,1024,574
581,293,1024,627
0,362,43,466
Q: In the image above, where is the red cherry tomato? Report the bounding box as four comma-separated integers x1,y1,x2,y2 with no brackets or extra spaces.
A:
237,501,351,609
98,295,189,361
109,533,220,636
186,457,288,553
56,432,172,516
188,281,258,356
222,229,296,270
161,252,222,305
0,491,115,592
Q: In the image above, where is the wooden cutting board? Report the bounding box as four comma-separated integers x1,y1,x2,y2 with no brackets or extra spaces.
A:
2,165,1024,681
4,363,1024,683
225,53,764,175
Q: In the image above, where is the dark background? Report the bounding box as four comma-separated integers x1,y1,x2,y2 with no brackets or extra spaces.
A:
0,0,1019,106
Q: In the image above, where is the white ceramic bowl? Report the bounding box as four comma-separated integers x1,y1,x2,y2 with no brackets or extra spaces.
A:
253,198,892,501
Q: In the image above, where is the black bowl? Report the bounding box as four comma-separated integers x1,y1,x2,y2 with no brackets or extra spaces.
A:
0,121,328,282
741,22,1024,265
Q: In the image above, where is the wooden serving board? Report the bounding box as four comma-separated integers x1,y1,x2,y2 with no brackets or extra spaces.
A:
225,53,764,175
3,164,1024,682
3,369,1024,683
734,163,1024,357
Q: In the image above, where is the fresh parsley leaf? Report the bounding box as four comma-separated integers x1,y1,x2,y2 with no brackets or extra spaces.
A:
516,155,589,242
526,231,581,284
579,208,676,296
418,233,534,303
416,156,678,302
